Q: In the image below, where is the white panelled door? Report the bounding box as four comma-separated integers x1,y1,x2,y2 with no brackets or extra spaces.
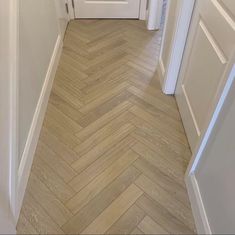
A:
176,0,235,151
73,0,141,18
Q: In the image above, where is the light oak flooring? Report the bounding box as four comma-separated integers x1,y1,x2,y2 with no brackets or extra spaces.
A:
17,19,196,234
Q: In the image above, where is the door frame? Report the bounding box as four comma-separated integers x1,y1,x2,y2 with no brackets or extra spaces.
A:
157,0,195,94
146,0,163,30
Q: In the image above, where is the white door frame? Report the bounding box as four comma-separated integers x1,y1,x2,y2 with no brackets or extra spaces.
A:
158,0,195,94
146,0,163,30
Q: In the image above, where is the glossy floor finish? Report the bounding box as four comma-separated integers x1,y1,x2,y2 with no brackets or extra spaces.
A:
17,20,195,234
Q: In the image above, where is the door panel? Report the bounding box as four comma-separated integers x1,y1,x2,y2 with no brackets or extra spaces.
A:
176,0,235,151
73,0,141,18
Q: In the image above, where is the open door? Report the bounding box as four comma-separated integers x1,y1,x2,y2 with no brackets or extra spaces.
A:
175,0,235,151
73,0,141,18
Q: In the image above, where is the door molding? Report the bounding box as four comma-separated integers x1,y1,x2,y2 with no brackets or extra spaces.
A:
157,0,195,94
146,0,163,30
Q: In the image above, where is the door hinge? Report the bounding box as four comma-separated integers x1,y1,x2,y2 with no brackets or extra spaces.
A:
65,3,69,14
72,0,75,9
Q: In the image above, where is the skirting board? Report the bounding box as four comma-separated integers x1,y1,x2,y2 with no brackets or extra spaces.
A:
185,174,211,234
15,35,62,221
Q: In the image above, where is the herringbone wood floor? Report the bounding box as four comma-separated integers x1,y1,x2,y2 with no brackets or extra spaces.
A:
17,20,195,234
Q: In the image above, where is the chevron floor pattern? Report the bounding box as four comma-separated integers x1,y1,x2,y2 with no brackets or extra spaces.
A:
17,20,196,234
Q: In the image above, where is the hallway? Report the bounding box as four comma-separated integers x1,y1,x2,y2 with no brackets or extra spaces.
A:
17,19,195,234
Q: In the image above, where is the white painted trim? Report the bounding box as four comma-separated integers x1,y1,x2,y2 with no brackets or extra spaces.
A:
15,35,63,220
9,0,19,222
0,0,18,232
185,64,235,234
146,0,163,30
68,0,75,20
157,0,169,86
139,0,147,20
186,175,211,234
159,0,195,94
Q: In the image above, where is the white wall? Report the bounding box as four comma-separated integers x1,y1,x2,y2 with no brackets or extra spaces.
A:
55,0,69,38
0,0,65,230
0,0,17,233
16,0,65,221
194,72,235,234
19,0,59,161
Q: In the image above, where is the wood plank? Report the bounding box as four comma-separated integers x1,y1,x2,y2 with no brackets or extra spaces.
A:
17,213,38,235
20,193,64,234
81,184,143,234
136,195,194,234
80,82,130,113
32,157,75,203
62,166,141,234
138,216,168,234
74,112,133,156
131,227,144,234
135,175,195,231
106,204,145,234
36,141,77,182
133,157,190,207
69,136,136,192
27,173,72,226
131,142,186,187
66,149,139,214
72,123,135,173
40,127,79,165
76,100,132,141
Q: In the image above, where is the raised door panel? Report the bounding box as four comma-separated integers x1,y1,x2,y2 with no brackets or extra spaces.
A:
176,0,235,150
182,19,226,136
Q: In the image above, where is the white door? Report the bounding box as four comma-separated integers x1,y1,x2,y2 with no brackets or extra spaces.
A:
73,0,141,18
176,0,235,151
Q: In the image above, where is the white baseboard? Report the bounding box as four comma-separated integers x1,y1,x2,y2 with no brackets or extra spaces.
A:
15,35,62,220
186,174,211,234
